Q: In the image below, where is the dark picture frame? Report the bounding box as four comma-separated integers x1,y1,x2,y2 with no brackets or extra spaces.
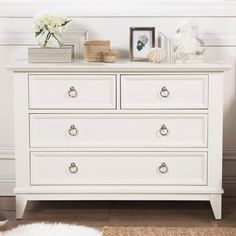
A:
129,27,155,61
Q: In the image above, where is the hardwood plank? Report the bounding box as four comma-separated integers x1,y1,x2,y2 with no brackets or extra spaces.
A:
0,197,236,231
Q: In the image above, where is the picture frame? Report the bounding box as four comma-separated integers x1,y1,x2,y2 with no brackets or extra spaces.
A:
129,27,155,61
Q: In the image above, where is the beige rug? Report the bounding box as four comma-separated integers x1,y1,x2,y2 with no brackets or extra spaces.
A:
102,226,236,236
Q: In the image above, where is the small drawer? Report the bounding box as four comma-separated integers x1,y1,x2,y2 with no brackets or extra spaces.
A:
28,74,116,109
121,74,208,109
30,152,207,186
29,113,207,148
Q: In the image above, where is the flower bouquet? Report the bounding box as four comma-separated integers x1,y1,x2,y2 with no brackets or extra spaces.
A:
33,12,71,48
28,12,72,63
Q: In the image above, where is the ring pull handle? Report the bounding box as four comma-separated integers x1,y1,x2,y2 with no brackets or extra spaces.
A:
159,124,168,136
68,86,78,98
160,86,169,98
68,125,78,136
159,162,168,174
69,162,78,174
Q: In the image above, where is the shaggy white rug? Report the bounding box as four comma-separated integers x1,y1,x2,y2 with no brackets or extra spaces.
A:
0,223,102,236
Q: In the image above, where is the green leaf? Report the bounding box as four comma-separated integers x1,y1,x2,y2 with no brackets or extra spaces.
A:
35,29,43,37
44,32,51,47
52,33,62,47
61,20,71,26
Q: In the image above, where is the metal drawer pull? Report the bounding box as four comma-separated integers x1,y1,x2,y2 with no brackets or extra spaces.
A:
68,125,78,136
159,125,168,136
159,162,168,174
160,86,169,98
69,162,78,174
68,86,78,98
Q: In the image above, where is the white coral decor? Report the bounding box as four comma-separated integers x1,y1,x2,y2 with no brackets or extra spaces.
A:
147,47,167,63
33,12,71,48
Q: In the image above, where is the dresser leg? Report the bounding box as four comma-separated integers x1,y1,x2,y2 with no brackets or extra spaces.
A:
15,194,27,219
210,194,222,219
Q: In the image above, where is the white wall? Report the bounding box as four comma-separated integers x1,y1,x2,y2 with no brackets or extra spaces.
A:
0,0,236,195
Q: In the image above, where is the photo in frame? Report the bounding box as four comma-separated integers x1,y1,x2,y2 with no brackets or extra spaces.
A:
129,27,155,61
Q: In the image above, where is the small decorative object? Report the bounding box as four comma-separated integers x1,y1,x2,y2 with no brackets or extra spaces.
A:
173,20,205,63
28,47,72,63
158,32,173,63
102,50,117,63
130,27,155,61
84,40,111,62
147,47,167,63
33,12,71,48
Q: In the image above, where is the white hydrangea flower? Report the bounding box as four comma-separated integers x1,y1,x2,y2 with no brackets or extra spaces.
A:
33,12,71,47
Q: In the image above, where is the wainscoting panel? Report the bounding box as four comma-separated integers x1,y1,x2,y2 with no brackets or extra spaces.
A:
0,148,15,195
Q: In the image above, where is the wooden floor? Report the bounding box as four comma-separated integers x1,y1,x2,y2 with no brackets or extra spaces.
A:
1,197,236,230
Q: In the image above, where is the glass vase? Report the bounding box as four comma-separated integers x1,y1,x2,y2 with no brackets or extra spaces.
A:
37,30,63,48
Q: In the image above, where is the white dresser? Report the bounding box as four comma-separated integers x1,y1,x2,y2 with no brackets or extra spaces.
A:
9,60,230,219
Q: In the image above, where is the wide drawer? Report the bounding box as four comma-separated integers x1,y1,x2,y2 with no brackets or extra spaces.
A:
28,74,116,109
30,152,207,186
29,114,207,148
121,74,208,109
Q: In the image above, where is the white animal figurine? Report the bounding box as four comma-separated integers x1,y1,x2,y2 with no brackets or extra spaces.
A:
146,47,167,63
174,20,205,63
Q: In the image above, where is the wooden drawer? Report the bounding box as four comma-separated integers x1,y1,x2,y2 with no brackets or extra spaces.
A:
28,74,116,109
30,152,207,186
29,114,207,148
121,74,208,109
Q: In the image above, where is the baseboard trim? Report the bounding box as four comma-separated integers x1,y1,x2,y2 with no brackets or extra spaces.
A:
0,182,15,196
223,146,236,160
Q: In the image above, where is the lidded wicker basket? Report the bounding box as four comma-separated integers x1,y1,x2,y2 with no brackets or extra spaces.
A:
84,40,110,62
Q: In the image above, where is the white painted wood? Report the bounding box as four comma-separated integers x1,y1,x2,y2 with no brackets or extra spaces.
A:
21,193,211,201
14,73,30,189
29,113,207,148
210,194,222,220
8,60,231,72
0,159,15,182
0,182,15,196
15,194,27,219
208,73,224,190
121,74,208,109
14,186,223,194
1,0,236,17
29,74,116,109
30,152,207,186
0,148,15,195
10,60,228,219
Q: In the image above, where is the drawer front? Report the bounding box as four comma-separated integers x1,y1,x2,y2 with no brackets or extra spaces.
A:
30,114,207,148
29,74,116,109
121,75,208,109
30,152,207,186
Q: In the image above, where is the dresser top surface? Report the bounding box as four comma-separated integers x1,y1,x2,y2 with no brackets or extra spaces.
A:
8,59,231,72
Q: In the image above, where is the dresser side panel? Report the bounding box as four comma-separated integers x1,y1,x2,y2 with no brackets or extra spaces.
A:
14,73,30,189
208,72,224,189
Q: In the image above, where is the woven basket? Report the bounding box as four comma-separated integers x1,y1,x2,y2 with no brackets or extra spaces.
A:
102,50,117,63
84,40,110,62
